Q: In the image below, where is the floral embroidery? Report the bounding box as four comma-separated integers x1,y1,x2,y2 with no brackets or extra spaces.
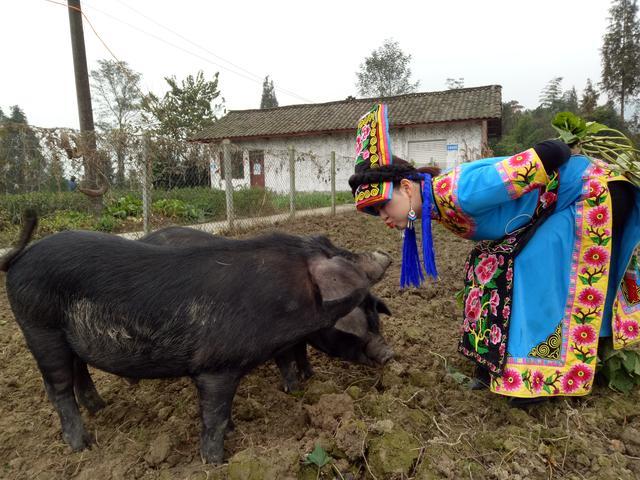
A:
431,168,476,238
612,246,640,348
491,169,612,397
495,148,549,199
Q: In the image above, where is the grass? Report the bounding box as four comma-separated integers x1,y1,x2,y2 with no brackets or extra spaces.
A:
0,187,354,247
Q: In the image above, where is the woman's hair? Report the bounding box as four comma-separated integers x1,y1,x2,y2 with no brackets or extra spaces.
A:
348,155,441,195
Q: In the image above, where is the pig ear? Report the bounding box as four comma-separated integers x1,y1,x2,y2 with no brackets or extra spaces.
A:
356,251,392,284
334,308,368,337
308,256,368,319
376,299,392,316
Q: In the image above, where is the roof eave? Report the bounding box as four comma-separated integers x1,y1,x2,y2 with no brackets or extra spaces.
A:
189,116,501,144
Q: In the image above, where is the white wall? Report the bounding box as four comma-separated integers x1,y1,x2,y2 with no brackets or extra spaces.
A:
208,120,484,193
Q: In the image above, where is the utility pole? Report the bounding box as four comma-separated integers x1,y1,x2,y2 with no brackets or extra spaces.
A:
67,0,103,210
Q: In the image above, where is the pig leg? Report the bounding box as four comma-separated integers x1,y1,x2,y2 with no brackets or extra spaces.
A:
294,342,314,381
23,327,92,451
274,349,301,393
194,371,241,464
73,357,106,415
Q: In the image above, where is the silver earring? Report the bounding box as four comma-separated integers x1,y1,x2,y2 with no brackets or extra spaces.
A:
407,203,417,229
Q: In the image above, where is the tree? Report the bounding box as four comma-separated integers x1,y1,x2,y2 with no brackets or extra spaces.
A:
580,79,600,116
0,106,45,193
445,77,465,90
601,0,640,121
539,77,564,109
142,71,224,188
563,86,579,113
355,39,419,97
90,59,143,186
501,100,525,134
260,76,279,109
142,70,223,140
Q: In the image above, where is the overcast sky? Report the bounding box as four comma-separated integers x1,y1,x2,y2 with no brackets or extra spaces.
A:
2,0,612,129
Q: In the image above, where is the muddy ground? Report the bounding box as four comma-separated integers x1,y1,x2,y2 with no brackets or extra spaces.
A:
1,212,640,480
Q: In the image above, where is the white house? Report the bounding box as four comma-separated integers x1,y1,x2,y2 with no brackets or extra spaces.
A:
191,85,502,193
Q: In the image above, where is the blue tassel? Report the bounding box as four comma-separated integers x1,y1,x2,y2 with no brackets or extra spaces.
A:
400,224,424,288
399,173,438,289
420,173,438,279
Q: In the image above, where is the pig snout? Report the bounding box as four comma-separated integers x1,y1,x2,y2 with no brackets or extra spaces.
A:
365,335,394,365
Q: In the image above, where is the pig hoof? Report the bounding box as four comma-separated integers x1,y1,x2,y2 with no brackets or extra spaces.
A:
64,429,93,451
84,397,107,415
282,379,301,394
78,393,107,415
200,445,224,464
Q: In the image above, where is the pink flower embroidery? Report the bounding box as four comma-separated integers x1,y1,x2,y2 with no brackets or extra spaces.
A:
360,124,371,140
587,205,610,228
578,287,604,308
506,267,513,282
561,373,581,393
502,305,511,319
362,150,370,160
465,288,482,321
622,320,640,339
499,343,506,357
462,318,471,333
540,191,557,207
531,370,545,393
508,150,532,168
588,180,603,198
355,137,363,155
490,324,502,345
572,324,597,345
475,255,499,284
501,368,523,391
490,290,500,316
435,177,452,196
583,246,609,268
591,166,606,176
568,364,594,385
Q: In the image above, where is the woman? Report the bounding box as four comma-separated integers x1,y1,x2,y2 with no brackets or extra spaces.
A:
349,104,640,402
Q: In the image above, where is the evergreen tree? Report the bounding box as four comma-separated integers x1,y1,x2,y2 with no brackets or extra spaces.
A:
601,0,640,120
580,79,600,116
260,76,279,109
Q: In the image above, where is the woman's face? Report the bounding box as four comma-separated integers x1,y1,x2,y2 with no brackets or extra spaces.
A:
375,179,420,230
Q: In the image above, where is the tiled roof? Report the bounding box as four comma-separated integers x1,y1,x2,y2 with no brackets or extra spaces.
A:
191,85,502,142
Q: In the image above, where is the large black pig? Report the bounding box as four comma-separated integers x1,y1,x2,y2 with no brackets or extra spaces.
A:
0,212,390,463
140,226,394,392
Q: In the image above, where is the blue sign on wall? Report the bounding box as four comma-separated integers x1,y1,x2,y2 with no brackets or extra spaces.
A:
446,144,459,152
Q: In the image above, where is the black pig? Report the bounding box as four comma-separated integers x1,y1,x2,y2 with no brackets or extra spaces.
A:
1,212,389,463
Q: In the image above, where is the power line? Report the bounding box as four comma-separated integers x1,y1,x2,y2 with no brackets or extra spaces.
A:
78,0,313,104
110,0,310,103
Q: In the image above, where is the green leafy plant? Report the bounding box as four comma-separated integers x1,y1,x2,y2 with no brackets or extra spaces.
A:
304,445,331,468
599,341,640,394
552,111,640,187
152,198,203,220
105,194,143,219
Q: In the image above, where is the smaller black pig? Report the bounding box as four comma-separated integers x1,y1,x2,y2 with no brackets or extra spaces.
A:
140,227,394,392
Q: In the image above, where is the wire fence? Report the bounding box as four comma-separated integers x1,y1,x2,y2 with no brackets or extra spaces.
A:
0,124,356,247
